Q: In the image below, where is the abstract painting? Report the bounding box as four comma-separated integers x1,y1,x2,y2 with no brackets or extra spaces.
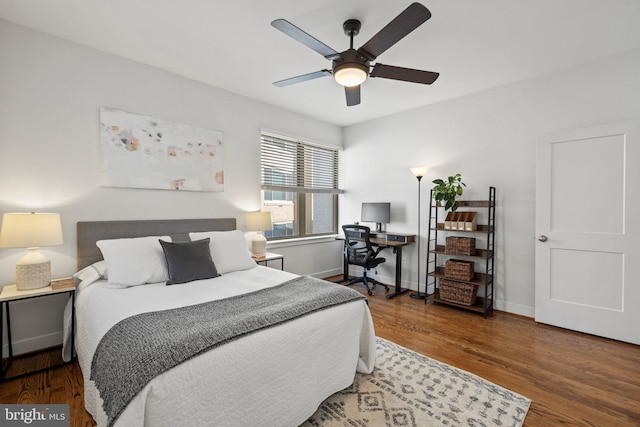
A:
100,108,224,192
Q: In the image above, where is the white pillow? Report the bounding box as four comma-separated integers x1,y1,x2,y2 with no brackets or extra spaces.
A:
189,230,256,274
72,260,107,287
96,236,171,287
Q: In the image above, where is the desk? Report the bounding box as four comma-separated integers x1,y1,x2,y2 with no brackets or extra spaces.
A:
338,231,415,299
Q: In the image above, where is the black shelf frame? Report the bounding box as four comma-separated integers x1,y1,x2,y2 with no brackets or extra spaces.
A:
425,186,496,317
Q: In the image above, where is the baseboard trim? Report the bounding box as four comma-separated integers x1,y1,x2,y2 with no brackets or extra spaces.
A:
311,268,343,279
494,300,534,318
2,331,63,357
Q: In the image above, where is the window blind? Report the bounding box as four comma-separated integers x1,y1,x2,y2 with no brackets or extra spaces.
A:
260,132,342,194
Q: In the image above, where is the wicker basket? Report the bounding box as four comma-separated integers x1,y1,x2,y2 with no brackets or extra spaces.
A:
445,237,476,256
444,259,475,281
439,279,479,306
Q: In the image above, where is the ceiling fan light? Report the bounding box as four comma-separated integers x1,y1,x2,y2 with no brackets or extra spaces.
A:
334,64,368,87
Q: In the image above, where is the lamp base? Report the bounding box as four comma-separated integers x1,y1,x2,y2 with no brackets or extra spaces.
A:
409,292,427,300
251,232,267,258
15,248,51,290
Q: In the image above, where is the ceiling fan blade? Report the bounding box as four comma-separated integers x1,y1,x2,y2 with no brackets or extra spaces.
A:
271,19,341,60
345,85,361,106
370,63,439,85
357,3,431,61
273,70,332,87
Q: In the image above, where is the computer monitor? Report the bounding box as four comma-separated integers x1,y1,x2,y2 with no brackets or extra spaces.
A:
361,202,391,232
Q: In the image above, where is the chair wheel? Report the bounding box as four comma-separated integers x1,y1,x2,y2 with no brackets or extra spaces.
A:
368,290,373,296
384,286,390,292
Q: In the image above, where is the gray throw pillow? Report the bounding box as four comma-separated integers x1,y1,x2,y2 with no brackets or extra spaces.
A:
159,238,220,285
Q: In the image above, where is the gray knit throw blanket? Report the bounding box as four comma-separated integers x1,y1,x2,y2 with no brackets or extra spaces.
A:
90,275,365,427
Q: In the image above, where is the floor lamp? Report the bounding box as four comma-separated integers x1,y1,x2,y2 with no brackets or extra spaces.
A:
409,167,428,299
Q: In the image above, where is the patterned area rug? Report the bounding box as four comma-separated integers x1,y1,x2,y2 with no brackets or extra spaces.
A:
303,338,531,427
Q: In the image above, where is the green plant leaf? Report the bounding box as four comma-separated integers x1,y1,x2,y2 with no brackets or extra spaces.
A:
431,173,466,211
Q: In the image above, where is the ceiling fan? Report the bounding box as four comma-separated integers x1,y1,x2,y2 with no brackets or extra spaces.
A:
271,2,439,107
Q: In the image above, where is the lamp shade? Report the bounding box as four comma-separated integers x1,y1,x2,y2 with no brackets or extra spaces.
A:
0,212,64,248
334,63,368,87
410,166,429,178
245,211,272,232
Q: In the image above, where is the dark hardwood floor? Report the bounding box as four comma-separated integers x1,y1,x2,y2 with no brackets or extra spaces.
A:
2,278,639,426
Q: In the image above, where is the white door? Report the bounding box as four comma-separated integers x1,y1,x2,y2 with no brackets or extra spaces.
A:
535,121,640,345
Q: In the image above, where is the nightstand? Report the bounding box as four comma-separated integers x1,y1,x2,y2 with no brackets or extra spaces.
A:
0,277,76,382
252,252,284,270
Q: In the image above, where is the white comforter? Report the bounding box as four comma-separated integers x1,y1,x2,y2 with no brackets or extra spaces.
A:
66,266,376,427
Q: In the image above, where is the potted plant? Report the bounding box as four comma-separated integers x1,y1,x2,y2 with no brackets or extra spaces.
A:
432,174,466,211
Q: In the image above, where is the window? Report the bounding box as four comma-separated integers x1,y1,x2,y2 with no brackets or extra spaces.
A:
260,131,342,240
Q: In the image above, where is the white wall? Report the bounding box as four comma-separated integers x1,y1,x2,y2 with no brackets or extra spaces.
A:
0,20,342,354
342,48,640,316
3,17,639,353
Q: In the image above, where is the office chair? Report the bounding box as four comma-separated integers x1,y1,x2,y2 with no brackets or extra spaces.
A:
342,224,389,296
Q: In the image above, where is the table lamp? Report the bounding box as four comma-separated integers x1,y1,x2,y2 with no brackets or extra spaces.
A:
245,211,272,257
0,212,64,290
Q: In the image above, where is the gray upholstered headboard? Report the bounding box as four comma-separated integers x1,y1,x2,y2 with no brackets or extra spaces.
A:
77,218,236,270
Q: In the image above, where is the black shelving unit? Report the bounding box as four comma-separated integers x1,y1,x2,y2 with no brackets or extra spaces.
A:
425,187,496,317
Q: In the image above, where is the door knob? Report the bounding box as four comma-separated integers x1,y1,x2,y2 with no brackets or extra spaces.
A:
538,235,548,242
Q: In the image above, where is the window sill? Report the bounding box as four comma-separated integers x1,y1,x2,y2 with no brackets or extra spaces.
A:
267,234,339,249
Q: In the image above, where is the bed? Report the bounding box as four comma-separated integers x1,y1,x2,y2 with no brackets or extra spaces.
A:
64,218,376,427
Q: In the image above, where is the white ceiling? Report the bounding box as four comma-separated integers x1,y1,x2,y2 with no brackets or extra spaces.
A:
1,0,639,127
